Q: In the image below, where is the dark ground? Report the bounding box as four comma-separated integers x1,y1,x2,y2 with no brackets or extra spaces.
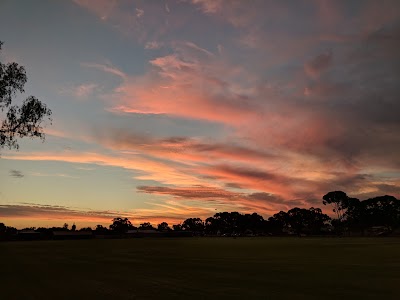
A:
1,237,399,299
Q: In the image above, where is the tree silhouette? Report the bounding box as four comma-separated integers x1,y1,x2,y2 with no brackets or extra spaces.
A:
242,213,264,234
172,224,182,231
0,41,52,150
360,195,400,231
138,222,155,230
95,224,108,233
322,191,350,220
109,217,135,233
157,222,171,231
205,212,265,235
79,227,92,231
182,218,204,233
0,222,17,239
268,211,288,234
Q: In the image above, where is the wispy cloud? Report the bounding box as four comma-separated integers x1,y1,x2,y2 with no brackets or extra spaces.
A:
81,62,127,79
59,82,99,99
9,170,24,179
2,151,205,186
30,172,79,179
74,83,98,98
145,41,163,50
135,8,144,18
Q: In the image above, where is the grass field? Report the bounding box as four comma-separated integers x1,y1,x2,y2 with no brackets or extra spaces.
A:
1,237,400,299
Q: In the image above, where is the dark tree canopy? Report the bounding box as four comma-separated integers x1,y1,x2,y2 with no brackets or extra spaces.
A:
138,222,155,230
157,222,171,231
205,212,265,235
95,224,108,233
182,218,204,233
0,41,52,150
350,195,400,231
322,191,350,220
269,207,331,235
172,224,182,231
109,217,135,233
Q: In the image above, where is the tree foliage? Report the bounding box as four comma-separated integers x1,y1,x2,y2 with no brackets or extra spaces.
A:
182,218,204,233
0,41,52,150
205,212,265,235
109,217,135,233
269,207,331,235
138,222,155,230
344,195,400,233
172,224,182,231
322,191,350,220
157,222,171,231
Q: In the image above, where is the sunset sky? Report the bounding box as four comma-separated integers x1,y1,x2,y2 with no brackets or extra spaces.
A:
1,0,399,229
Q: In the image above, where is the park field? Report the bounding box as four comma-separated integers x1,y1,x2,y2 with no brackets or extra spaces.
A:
1,237,400,299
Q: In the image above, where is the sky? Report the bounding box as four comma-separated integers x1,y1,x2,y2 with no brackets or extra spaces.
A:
0,0,399,229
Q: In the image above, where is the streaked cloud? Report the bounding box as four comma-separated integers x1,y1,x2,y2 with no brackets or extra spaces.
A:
81,62,127,80
135,8,144,18
9,169,24,179
74,83,98,98
60,82,99,99
145,41,163,50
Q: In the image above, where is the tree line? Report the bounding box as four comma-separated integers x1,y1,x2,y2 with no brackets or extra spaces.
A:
1,191,400,240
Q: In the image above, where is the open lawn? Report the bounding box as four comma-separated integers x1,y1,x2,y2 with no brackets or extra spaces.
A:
1,237,400,299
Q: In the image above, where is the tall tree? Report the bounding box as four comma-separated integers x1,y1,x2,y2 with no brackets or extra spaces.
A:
0,41,52,150
322,191,350,221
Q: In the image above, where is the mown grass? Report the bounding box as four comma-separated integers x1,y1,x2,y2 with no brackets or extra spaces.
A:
1,237,400,299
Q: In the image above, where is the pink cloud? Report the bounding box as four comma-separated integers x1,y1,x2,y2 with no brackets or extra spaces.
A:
94,129,279,165
104,42,260,126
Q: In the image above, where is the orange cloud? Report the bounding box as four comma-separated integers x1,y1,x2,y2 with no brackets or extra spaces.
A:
3,151,205,186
